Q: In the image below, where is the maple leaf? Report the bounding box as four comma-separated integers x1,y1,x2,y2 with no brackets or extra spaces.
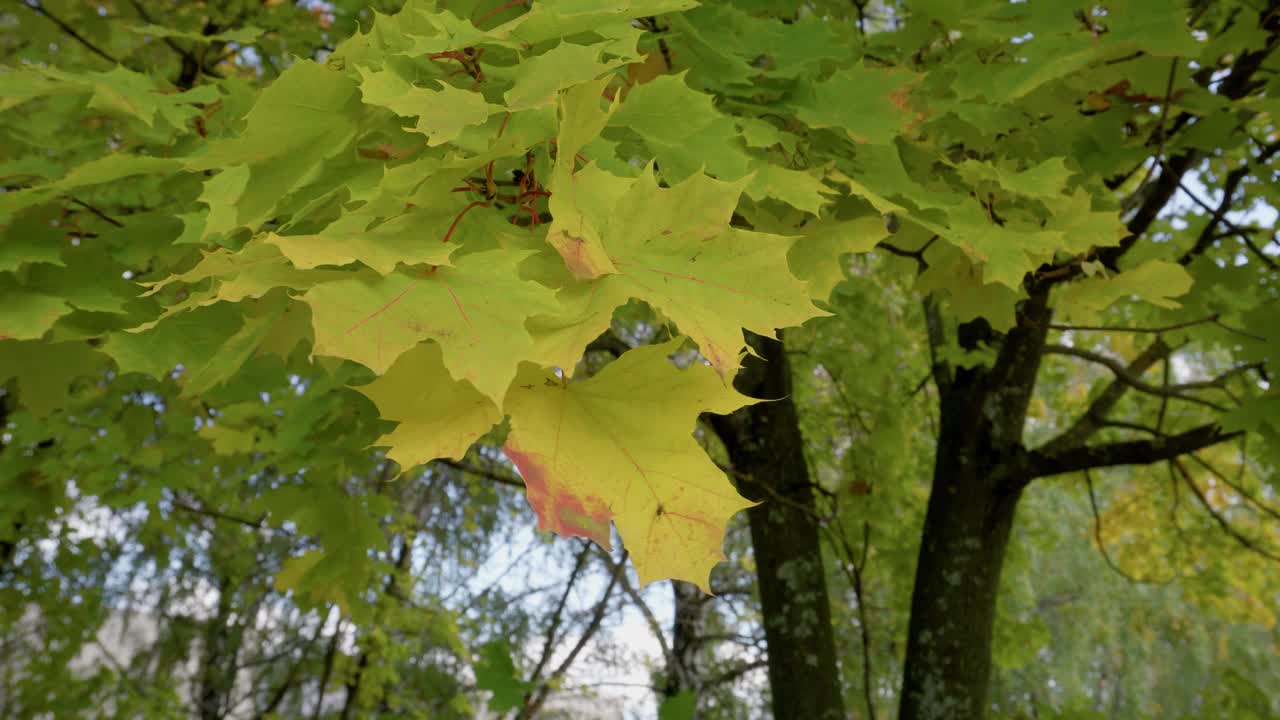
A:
538,166,824,376
504,340,757,591
302,249,559,402
264,209,460,275
358,67,500,146
354,341,502,469
793,64,925,144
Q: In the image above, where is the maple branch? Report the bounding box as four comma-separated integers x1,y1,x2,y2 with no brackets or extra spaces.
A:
1028,423,1243,479
876,235,935,271
1042,344,1234,412
435,458,524,488
1039,18,1279,287
1039,338,1172,454
1172,457,1280,563
922,293,951,396
67,196,125,228
598,547,688,692
525,542,593,687
14,0,120,66
1187,452,1280,523
521,548,626,719
170,498,280,533
1048,313,1268,342
1174,142,1280,266
1084,470,1176,584
704,660,769,688
1129,58,1179,196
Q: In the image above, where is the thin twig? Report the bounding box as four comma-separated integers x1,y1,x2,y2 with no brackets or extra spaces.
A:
67,197,125,227
1047,313,1267,342
1043,344,1231,412
1173,458,1280,563
1084,470,1175,584
14,0,119,65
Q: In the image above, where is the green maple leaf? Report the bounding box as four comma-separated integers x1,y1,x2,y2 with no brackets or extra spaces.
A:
610,73,750,182
0,206,67,273
0,340,106,417
503,42,623,111
354,341,502,469
745,164,832,216
265,208,459,275
187,61,361,232
545,77,623,280
1056,259,1195,323
474,640,532,712
787,214,888,300
793,64,925,144
0,278,72,341
510,0,699,45
105,298,288,395
303,249,559,402
504,340,756,591
358,67,499,146
0,155,181,217
138,243,336,327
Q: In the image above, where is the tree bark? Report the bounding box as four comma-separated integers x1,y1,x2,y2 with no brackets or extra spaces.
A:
898,293,1051,720
710,332,847,720
896,412,1025,720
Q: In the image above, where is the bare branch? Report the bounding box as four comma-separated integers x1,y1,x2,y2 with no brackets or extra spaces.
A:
1187,452,1280,523
1029,423,1243,479
1173,142,1280,266
14,0,119,65
1043,344,1232,412
1084,470,1176,584
598,548,686,692
521,549,627,719
67,197,125,227
1173,458,1280,563
435,459,525,489
1039,338,1172,454
1048,313,1268,342
526,542,593,687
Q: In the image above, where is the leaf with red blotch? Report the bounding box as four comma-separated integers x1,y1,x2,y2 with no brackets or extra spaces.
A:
503,340,758,591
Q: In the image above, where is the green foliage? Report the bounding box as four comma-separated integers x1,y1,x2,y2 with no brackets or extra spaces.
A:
1,0,1278,717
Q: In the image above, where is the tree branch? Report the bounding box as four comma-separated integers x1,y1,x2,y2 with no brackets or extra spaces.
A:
1039,338,1172,454
1043,344,1232,411
1047,313,1268,342
1029,423,1243,479
922,293,951,396
1084,470,1176,584
520,549,626,719
14,0,119,65
1173,457,1280,563
526,542,593,687
436,458,525,489
1175,141,1280,266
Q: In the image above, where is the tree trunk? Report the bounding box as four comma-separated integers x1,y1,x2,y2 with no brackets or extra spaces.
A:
664,580,701,699
898,295,1051,720
896,428,1024,720
710,332,847,720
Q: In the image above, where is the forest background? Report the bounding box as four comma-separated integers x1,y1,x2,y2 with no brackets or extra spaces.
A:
1,0,1279,719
